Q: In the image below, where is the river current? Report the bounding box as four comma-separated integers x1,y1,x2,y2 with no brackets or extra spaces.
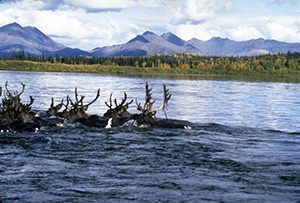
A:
0,71,299,202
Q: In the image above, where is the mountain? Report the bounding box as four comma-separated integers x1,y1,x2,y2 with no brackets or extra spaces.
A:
0,22,90,57
187,37,300,56
1,22,300,57
92,31,191,57
161,32,200,54
92,31,300,57
92,31,202,57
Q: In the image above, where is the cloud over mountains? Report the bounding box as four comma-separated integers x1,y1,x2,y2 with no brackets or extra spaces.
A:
0,0,300,51
1,22,300,58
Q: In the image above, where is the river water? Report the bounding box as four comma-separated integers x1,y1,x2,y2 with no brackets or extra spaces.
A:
0,71,299,202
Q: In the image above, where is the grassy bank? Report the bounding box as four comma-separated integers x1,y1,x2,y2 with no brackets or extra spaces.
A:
0,60,200,76
0,60,300,82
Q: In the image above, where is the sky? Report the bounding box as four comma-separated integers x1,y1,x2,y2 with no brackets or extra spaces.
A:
0,0,299,50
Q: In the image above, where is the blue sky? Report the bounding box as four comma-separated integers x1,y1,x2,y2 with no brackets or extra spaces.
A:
0,0,299,50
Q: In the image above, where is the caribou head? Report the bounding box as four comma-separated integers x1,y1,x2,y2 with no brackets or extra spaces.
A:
104,92,133,120
16,95,35,122
135,82,171,124
1,82,35,124
62,88,100,123
4,81,25,108
47,98,64,116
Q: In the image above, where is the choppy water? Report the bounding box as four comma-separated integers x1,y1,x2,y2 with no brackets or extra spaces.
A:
0,71,300,202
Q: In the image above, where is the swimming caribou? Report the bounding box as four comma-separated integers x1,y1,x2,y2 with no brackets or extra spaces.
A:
0,81,190,132
0,81,42,132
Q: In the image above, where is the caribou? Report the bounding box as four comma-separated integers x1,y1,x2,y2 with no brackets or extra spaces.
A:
46,98,64,116
62,87,100,123
134,82,171,125
103,82,188,129
134,83,190,129
0,81,43,132
103,92,133,126
104,92,133,119
47,88,109,127
0,81,190,132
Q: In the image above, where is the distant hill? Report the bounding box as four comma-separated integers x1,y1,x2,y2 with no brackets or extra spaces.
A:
187,37,300,56
91,31,300,57
1,22,300,57
0,22,90,57
92,31,200,56
92,31,188,56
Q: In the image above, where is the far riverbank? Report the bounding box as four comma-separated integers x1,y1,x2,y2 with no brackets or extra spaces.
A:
0,60,300,83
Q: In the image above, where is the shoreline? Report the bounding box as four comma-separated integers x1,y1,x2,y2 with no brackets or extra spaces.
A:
1,60,300,83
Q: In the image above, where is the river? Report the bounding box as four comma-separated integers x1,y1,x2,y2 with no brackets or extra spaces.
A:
0,71,299,202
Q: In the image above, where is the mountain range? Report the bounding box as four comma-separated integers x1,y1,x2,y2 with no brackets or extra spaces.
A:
1,22,300,57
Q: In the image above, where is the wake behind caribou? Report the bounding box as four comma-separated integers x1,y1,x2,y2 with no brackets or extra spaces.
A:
0,82,191,133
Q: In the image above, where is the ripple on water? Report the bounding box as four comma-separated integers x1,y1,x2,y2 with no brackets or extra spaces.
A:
0,123,300,202
0,71,300,202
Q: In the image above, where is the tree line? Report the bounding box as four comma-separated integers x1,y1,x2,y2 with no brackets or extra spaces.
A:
1,51,300,75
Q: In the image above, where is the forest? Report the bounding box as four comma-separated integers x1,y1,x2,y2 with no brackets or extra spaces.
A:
0,51,300,77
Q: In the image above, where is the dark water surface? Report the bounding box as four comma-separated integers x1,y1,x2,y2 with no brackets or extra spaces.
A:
0,71,299,202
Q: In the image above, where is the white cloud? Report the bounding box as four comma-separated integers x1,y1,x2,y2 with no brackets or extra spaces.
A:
9,0,136,12
0,9,17,25
176,23,214,41
175,14,300,44
12,0,62,10
63,0,135,12
228,26,263,41
270,0,297,6
267,21,300,42
185,0,217,22
1,0,300,50
14,0,46,9
219,1,233,13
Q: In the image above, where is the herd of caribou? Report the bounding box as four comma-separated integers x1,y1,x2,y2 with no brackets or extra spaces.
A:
0,81,190,133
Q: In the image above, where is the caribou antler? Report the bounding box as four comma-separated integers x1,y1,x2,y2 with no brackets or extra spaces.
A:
149,84,171,113
68,88,100,112
62,95,70,110
105,92,133,109
5,81,12,97
105,93,113,109
144,82,154,110
50,98,54,108
16,83,25,96
75,87,79,103
22,96,35,111
136,98,143,112
136,82,171,119
27,96,35,107
116,92,133,107
136,82,154,112
68,87,88,110
5,81,25,97
47,97,64,116
84,89,100,109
